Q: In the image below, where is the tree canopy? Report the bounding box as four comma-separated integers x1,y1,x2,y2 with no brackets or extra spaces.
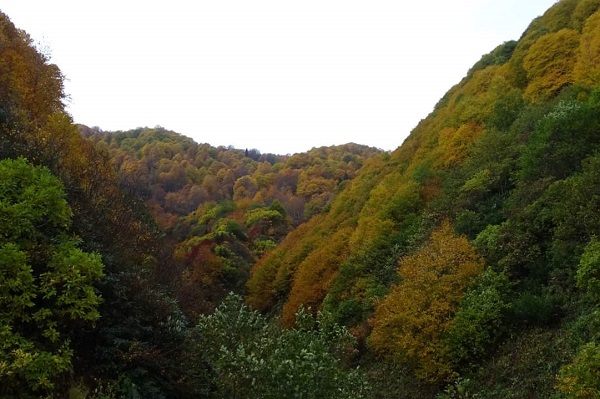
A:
0,158,103,397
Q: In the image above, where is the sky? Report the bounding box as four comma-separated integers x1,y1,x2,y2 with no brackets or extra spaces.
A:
2,1,557,155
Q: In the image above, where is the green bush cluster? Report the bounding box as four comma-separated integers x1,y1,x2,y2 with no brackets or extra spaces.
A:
194,293,369,399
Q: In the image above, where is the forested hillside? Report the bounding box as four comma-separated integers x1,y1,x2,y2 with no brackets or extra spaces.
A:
0,12,214,397
247,0,600,396
82,127,381,316
0,11,376,397
3,0,600,397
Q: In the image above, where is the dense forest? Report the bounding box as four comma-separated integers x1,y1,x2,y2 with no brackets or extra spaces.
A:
81,126,381,317
2,0,600,397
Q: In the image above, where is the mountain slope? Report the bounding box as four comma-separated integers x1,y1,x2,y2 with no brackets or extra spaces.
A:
247,0,600,396
0,12,207,397
82,126,382,316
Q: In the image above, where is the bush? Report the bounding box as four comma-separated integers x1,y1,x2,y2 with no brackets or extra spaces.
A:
194,293,368,398
444,269,512,365
512,291,560,326
577,238,600,301
557,342,600,398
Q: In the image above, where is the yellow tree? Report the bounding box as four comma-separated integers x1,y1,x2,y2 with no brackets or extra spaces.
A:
574,10,600,87
369,221,483,382
523,29,580,101
246,215,326,312
281,227,353,327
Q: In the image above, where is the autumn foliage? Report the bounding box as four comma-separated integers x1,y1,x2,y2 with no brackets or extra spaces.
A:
523,28,580,101
281,227,353,326
369,222,483,382
5,0,600,397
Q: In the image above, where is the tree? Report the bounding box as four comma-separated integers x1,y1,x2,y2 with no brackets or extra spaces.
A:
577,237,600,301
554,237,600,397
369,222,483,382
523,29,580,101
443,268,512,366
281,227,353,327
232,175,258,201
574,10,600,86
557,342,600,398
0,158,104,397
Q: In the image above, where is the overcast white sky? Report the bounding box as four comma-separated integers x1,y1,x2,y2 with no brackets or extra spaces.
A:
2,1,557,155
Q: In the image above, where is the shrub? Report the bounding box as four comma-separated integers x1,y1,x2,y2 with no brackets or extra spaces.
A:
194,293,368,398
557,342,600,398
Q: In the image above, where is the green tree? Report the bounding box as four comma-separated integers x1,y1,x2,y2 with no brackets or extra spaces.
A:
576,237,600,301
555,237,600,398
443,268,512,365
0,158,104,397
557,342,600,398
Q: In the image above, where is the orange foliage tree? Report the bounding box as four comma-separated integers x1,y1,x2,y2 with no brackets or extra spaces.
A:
369,221,483,382
281,227,353,326
246,215,327,312
179,240,225,317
